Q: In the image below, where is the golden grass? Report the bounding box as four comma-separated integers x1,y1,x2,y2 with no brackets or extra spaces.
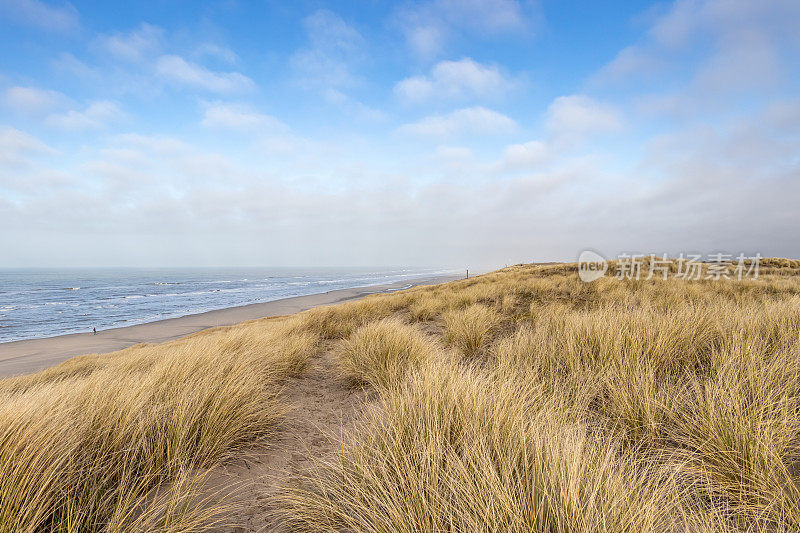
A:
443,304,501,358
295,296,396,340
0,318,317,532
4,260,800,531
283,261,800,532
336,317,442,390
281,363,670,532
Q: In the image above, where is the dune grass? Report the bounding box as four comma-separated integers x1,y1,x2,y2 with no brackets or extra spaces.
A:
336,317,443,390
282,260,800,532
442,304,501,358
3,259,800,531
280,363,671,532
0,317,317,532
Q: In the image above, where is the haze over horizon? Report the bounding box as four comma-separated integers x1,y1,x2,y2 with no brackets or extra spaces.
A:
1,0,798,268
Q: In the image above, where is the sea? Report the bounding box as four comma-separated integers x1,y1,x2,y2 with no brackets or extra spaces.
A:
0,267,458,343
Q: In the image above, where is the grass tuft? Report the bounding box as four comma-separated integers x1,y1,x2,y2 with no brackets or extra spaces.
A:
337,318,442,390
443,304,501,358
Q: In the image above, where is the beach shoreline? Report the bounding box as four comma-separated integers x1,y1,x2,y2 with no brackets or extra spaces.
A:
0,273,462,379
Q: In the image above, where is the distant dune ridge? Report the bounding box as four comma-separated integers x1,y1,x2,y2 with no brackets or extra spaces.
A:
1,259,800,531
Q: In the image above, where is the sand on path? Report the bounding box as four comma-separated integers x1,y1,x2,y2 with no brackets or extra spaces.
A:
202,348,368,532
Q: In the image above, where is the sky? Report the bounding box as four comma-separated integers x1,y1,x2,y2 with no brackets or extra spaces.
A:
0,0,798,269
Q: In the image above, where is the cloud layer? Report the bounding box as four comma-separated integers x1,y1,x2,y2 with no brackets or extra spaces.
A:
0,0,798,267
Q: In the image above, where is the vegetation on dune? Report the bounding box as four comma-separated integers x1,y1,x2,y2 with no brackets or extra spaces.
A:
280,363,670,532
2,259,800,531
336,317,443,390
0,318,317,532
283,260,800,532
443,304,501,358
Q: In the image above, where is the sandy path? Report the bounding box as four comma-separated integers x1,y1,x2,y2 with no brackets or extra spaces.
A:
205,349,367,532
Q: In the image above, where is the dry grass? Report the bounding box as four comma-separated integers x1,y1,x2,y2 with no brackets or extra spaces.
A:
295,296,396,340
442,304,501,358
280,363,671,532
0,317,317,532
336,317,443,390
4,260,800,531
282,261,800,532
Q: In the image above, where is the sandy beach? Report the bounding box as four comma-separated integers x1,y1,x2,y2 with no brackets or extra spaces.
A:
0,274,460,379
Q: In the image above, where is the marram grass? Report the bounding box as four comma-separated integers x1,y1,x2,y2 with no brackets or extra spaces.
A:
0,318,317,532
283,260,800,532
2,259,800,531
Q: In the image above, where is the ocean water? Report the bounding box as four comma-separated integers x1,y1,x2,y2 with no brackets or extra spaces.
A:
0,267,457,343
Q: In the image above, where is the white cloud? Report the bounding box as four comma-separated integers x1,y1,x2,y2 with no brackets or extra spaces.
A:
0,0,79,32
3,86,65,113
96,23,163,62
61,27,252,97
546,95,623,142
404,25,445,59
304,9,363,52
323,89,388,122
198,105,336,159
291,49,357,90
648,0,698,49
155,55,255,93
633,93,693,117
290,10,365,91
395,58,514,102
399,106,517,138
0,127,55,166
45,101,125,130
429,145,476,175
593,46,665,84
498,141,550,172
3,97,800,267
195,43,238,64
694,29,783,91
4,0,799,267
397,0,532,58
200,103,287,131
444,0,528,33
614,102,800,254
594,0,800,98
53,52,102,82
433,145,473,160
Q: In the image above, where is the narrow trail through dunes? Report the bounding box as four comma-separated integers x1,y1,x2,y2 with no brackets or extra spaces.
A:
206,350,367,532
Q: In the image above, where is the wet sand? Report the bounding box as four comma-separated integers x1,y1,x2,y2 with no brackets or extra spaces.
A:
0,274,460,379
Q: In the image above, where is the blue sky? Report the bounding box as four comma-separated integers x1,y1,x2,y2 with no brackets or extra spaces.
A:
1,0,798,268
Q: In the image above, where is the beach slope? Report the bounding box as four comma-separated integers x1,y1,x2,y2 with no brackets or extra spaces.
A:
0,275,458,378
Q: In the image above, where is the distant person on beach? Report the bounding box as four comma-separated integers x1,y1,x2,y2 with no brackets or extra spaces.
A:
93,327,96,335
